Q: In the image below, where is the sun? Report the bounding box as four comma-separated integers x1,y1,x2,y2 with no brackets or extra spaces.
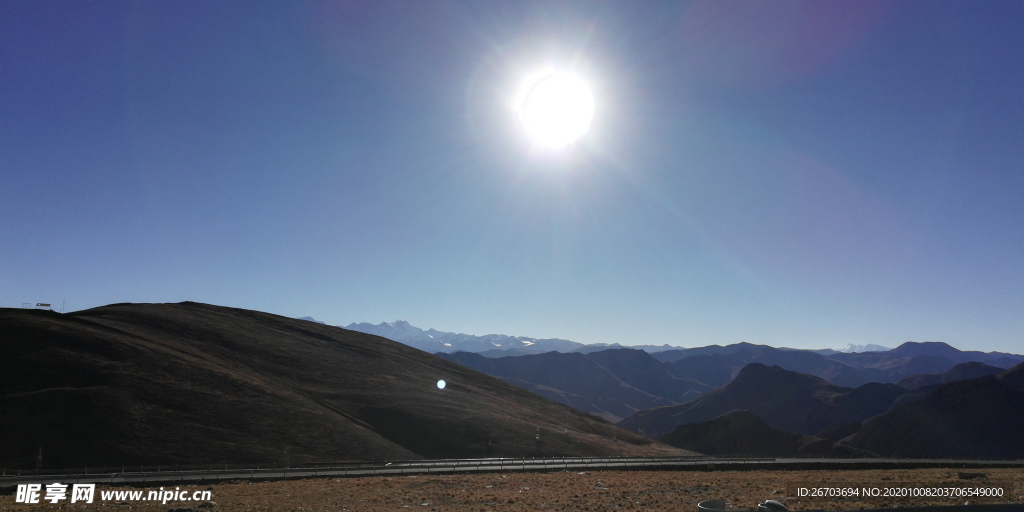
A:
517,71,595,149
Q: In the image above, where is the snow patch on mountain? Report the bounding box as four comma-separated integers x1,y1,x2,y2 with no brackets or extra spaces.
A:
341,320,692,355
342,320,586,354
840,343,891,353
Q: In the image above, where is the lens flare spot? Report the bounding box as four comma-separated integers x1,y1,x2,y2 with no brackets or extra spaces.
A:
437,379,446,389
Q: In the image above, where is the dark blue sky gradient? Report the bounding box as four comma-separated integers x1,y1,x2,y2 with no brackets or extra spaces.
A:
2,1,1022,351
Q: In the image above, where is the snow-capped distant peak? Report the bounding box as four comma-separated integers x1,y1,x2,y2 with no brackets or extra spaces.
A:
342,319,425,342
342,319,585,354
841,343,891,353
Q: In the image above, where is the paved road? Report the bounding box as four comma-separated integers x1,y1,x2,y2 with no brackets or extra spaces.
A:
3,456,1023,488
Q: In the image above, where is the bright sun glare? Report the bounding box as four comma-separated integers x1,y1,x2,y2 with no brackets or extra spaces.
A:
518,71,594,149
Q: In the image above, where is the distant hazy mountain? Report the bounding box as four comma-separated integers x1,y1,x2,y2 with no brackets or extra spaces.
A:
343,320,685,355
658,410,874,458
619,363,907,438
896,361,1005,391
840,343,890,353
344,320,585,354
658,343,897,389
297,316,325,324
840,363,1024,458
830,341,1024,369
573,343,683,354
654,341,1024,390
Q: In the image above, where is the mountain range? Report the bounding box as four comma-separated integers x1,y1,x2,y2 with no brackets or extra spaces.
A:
341,319,683,355
7,302,1019,469
838,363,1024,458
618,363,909,438
0,303,687,469
639,361,1024,459
431,341,1024,458
433,341,1023,426
840,343,890,353
338,320,1024,385
653,341,1024,389
343,320,586,354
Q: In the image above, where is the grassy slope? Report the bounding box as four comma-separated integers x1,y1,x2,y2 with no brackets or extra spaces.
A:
1,303,689,468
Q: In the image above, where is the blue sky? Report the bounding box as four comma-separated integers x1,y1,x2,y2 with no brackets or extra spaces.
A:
2,1,1022,352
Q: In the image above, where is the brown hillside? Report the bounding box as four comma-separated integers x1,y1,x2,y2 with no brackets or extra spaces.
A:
0,303,688,468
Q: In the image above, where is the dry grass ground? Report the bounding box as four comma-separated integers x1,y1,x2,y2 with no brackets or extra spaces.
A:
2,468,1023,511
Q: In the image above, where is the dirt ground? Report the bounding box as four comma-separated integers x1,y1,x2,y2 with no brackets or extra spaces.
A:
2,468,1022,511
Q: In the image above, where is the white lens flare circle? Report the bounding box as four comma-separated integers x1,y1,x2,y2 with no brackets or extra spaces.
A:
518,72,594,148
437,379,446,389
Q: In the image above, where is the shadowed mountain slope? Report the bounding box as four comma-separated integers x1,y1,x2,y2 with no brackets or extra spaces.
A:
815,422,862,443
663,354,738,390
997,362,1024,394
620,364,906,438
0,303,687,469
584,349,709,403
659,410,875,458
436,351,674,422
840,368,1024,458
896,361,1005,391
